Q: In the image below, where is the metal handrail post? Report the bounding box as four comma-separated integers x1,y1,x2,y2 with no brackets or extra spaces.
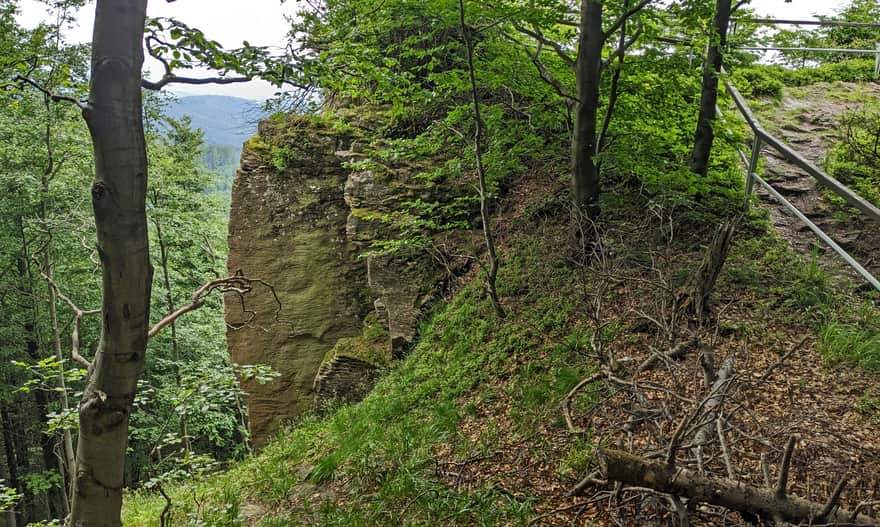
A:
745,135,761,196
875,42,880,79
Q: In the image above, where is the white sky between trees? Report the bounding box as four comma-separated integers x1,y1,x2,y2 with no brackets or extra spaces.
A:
17,0,841,101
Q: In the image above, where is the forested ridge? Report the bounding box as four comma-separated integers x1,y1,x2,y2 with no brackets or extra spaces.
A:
0,0,878,526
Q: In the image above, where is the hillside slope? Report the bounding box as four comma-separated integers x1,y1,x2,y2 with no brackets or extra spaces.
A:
124,163,880,526
751,81,880,276
166,95,266,147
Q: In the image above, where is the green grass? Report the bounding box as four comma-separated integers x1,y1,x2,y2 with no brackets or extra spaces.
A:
819,321,880,372
123,228,593,526
724,215,880,373
124,175,880,527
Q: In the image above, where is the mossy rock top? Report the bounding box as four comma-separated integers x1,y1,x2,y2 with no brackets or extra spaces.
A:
321,334,391,370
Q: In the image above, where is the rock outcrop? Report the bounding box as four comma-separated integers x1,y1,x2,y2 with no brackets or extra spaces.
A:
225,114,455,447
225,116,370,448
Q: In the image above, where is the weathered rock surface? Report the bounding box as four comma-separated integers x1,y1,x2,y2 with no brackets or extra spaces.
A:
225,116,370,449
226,114,457,447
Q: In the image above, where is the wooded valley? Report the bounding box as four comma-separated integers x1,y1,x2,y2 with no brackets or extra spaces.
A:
0,0,879,526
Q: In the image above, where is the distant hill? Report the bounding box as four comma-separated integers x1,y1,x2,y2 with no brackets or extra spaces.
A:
166,95,267,148
166,95,270,189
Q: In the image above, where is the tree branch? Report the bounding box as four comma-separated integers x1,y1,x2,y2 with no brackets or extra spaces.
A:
13,75,87,110
41,273,98,370
503,32,578,106
731,0,752,14
603,0,653,41
142,75,253,91
510,21,575,69
148,271,280,339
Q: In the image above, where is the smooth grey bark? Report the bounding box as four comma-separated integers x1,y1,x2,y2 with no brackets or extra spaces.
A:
70,1,152,525
572,0,604,224
689,0,732,176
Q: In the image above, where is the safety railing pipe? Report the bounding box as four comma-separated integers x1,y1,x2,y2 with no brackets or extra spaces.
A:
723,78,880,225
752,173,880,291
745,136,761,196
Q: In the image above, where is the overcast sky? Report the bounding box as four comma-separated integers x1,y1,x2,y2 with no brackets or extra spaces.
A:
16,0,843,101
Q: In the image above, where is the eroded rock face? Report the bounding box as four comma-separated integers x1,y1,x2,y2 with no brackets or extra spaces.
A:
225,117,369,449
226,115,459,448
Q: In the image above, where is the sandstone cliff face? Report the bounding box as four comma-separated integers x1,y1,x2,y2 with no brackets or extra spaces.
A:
225,117,369,448
225,115,449,447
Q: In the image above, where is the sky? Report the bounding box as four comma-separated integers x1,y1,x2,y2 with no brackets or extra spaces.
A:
16,0,844,101
17,0,295,99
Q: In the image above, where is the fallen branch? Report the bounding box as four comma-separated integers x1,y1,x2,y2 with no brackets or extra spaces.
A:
756,335,809,384
564,373,603,434
598,448,878,525
693,354,735,472
634,337,699,376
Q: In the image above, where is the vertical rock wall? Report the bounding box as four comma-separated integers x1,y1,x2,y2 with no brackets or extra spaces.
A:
226,114,462,448
225,117,369,449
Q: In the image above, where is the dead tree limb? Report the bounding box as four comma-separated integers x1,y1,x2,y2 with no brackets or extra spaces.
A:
598,448,878,525
148,271,279,339
564,373,603,434
693,355,735,471
756,336,809,384
634,337,698,376
677,219,737,317
776,435,796,499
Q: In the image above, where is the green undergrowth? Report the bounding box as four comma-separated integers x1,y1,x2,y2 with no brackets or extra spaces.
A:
723,210,880,372
123,216,592,526
124,181,879,527
733,58,876,98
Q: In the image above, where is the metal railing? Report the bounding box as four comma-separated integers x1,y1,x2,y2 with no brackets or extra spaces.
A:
728,18,880,78
720,77,880,291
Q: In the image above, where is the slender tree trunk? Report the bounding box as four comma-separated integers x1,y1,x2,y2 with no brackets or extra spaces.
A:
689,0,732,176
33,389,64,519
458,0,504,318
10,403,35,525
0,438,17,527
572,0,604,229
597,0,630,160
38,98,74,518
70,1,152,525
1,406,23,527
43,259,76,514
152,218,192,458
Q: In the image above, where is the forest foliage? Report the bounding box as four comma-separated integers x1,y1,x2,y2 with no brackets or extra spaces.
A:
0,0,878,525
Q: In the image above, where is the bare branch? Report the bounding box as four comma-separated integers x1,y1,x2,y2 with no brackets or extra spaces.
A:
13,75,87,110
41,272,98,370
820,470,849,519
142,74,253,91
776,435,796,498
148,271,281,339
502,32,578,106
731,0,751,14
603,0,653,41
509,21,575,69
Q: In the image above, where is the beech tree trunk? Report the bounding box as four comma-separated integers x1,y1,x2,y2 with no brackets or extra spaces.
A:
572,0,604,225
689,0,732,176
70,1,152,525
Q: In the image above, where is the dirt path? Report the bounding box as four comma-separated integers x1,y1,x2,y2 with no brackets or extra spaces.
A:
752,81,880,284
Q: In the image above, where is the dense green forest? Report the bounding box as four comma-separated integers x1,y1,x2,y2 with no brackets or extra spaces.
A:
0,0,879,526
